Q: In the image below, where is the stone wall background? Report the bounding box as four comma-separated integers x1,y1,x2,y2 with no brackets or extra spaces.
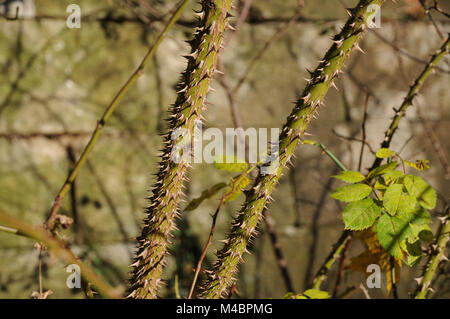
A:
0,0,449,298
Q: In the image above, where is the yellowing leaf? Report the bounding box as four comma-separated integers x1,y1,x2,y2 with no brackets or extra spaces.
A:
383,170,404,185
213,155,249,173
223,174,250,203
284,289,329,299
376,148,395,159
348,229,401,296
405,159,430,171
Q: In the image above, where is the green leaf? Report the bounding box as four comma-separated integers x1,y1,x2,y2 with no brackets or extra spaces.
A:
332,171,365,183
213,155,249,173
374,179,388,191
376,213,404,259
367,162,398,180
331,183,372,202
377,207,432,260
185,183,227,211
403,175,437,210
383,184,417,216
282,292,294,299
223,174,250,203
302,289,329,299
404,239,422,267
376,148,395,159
342,198,381,230
383,170,404,185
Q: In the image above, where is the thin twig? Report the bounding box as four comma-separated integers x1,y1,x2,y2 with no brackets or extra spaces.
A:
370,35,450,171
370,30,449,74
187,195,225,299
416,102,450,180
0,210,122,298
360,283,371,299
311,36,450,291
332,129,376,155
263,209,295,292
358,92,370,171
44,0,191,232
332,235,352,298
233,8,303,94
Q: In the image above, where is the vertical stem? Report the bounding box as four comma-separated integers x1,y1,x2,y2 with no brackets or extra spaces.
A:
414,211,450,299
129,0,234,299
311,35,450,292
370,35,450,171
200,0,386,298
45,0,192,231
263,209,295,293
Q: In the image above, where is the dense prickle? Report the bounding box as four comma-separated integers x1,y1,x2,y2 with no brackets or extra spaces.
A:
199,0,385,299
129,0,234,299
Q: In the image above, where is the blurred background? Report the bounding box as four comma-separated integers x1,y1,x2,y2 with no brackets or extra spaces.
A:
0,0,449,298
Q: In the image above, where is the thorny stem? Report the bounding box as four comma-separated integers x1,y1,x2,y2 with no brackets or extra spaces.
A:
45,0,191,232
199,0,386,298
312,230,352,290
129,0,234,299
414,209,450,299
332,235,353,298
0,210,122,299
370,34,450,171
218,3,299,293
311,36,450,291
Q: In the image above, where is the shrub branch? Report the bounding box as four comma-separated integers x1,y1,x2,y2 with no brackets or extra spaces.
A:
129,0,234,299
45,0,192,232
199,0,386,298
311,35,450,290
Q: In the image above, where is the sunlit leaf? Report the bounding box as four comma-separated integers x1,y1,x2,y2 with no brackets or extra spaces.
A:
383,184,417,216
342,198,381,230
331,183,372,202
223,174,250,203
376,148,395,159
405,159,430,171
367,162,398,180
403,175,436,210
213,155,249,173
376,214,404,259
302,289,329,299
383,170,404,185
377,207,432,259
332,171,365,183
